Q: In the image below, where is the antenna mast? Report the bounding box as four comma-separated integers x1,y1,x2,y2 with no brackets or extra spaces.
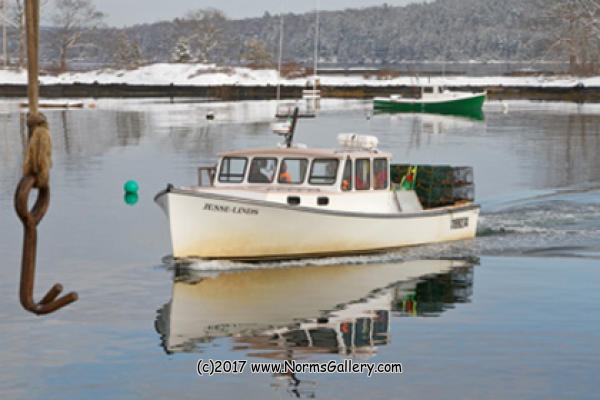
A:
277,8,284,101
313,0,319,92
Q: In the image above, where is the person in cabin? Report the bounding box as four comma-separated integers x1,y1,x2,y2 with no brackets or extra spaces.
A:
249,160,271,183
279,161,291,183
341,160,352,191
375,167,387,189
355,170,364,190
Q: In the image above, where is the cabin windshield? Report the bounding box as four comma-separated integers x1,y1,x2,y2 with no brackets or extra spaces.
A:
216,152,390,190
278,158,308,184
341,322,353,347
309,158,339,185
282,330,310,347
373,310,389,342
248,157,277,183
373,158,388,189
341,158,352,191
355,158,371,190
218,157,247,183
308,328,338,347
354,318,372,347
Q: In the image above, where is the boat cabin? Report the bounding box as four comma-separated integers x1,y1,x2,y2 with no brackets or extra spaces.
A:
211,134,391,194
191,133,425,214
390,85,446,100
264,309,390,356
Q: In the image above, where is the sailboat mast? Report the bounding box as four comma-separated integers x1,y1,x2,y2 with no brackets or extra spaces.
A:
2,0,6,67
313,0,319,92
277,11,284,101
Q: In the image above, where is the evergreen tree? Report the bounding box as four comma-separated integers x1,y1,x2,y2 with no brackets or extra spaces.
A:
172,37,192,62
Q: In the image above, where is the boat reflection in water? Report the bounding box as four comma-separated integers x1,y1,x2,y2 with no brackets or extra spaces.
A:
155,258,476,357
374,107,485,122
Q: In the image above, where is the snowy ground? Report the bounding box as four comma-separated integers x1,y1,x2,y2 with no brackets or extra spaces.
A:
0,62,598,88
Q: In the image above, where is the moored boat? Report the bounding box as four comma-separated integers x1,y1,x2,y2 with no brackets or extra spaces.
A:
373,85,486,115
155,120,479,260
19,101,85,109
302,75,321,100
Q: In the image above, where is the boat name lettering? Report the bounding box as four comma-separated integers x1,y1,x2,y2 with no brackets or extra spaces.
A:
451,217,469,229
203,203,258,215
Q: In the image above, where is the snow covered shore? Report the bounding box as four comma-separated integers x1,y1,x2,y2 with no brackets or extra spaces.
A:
0,63,598,88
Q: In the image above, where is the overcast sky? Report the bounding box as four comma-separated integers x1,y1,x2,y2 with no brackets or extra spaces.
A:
86,0,424,27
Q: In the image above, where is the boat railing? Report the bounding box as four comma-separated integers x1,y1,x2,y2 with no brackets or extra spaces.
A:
197,165,216,187
261,186,322,192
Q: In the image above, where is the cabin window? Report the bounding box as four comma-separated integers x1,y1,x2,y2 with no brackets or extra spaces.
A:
309,158,339,185
248,157,277,183
355,158,371,190
282,330,310,347
340,322,353,348
341,158,352,191
373,310,389,342
308,328,338,348
278,158,308,184
355,318,372,347
218,157,247,183
373,158,388,190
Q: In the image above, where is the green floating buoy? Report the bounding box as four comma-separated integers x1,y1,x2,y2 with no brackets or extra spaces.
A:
124,180,139,205
124,180,138,193
124,192,138,206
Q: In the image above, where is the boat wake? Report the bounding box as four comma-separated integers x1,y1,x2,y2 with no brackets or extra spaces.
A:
476,187,600,258
164,242,480,273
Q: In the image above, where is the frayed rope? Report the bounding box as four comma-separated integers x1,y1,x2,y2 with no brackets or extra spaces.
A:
23,113,52,188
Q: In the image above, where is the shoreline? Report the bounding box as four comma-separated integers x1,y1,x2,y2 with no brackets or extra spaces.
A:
0,63,599,102
0,83,598,102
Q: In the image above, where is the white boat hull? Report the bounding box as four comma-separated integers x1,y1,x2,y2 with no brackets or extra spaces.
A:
156,188,479,259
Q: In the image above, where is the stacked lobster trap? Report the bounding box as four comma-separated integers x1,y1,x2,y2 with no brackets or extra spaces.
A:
390,164,475,208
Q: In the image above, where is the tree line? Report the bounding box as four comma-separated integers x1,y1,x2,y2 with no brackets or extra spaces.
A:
3,0,600,74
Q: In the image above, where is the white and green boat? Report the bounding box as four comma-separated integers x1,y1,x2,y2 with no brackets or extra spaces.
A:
373,85,486,116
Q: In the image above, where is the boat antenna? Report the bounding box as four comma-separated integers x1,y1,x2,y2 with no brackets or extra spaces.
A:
285,107,300,148
277,6,284,101
313,0,319,93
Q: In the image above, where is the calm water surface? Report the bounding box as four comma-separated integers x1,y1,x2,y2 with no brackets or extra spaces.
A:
0,99,599,399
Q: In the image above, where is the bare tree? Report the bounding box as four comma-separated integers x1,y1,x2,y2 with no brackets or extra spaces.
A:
113,30,143,69
241,40,274,68
540,0,600,74
49,0,104,71
15,0,23,68
183,8,227,63
11,0,26,68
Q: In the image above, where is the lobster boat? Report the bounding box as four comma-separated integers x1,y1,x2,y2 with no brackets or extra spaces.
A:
155,117,479,260
373,85,486,116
